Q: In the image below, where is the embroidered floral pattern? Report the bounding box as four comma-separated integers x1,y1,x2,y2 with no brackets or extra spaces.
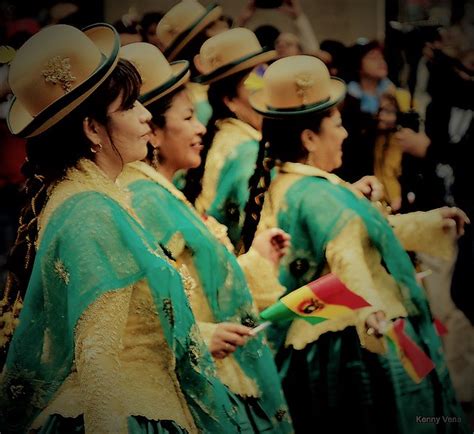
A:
178,264,197,297
275,408,287,421
162,298,174,327
42,56,76,93
54,259,70,285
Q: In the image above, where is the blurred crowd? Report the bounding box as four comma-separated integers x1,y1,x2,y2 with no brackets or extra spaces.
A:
0,0,473,429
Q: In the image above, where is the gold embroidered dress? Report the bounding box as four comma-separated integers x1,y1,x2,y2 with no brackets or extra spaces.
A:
256,161,469,434
195,118,261,246
0,160,244,434
120,161,293,433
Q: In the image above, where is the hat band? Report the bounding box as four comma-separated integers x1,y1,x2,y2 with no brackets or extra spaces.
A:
193,47,271,84
164,3,218,59
267,96,331,113
139,60,189,106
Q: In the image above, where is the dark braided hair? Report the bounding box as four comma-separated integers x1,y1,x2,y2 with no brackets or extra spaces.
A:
182,69,251,204
0,59,142,365
240,109,334,252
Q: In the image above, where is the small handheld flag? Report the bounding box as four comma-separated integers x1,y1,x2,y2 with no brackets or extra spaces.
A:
385,318,435,383
259,273,371,326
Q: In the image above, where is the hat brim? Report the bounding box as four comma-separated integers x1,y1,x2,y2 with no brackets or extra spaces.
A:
249,77,347,118
8,23,120,138
165,4,223,61
193,48,277,85
139,60,191,107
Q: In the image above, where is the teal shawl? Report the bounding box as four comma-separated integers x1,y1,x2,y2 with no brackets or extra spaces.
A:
127,171,292,433
0,191,241,433
271,174,444,368
207,139,259,247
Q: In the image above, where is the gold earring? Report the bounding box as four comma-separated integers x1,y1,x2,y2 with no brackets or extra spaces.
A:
90,143,103,154
152,147,160,169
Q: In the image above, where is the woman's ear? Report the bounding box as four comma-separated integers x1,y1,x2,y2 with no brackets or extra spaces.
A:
223,95,236,114
300,128,318,153
149,126,164,148
83,117,103,146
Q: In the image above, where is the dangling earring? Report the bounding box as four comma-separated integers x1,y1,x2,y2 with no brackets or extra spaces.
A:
90,143,103,154
152,147,160,169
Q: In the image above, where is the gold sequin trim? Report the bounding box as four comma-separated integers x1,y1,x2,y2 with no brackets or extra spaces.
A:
162,298,174,327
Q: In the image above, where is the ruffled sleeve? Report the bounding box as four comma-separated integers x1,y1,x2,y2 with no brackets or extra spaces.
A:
74,287,133,434
388,209,455,260
326,217,385,310
237,248,287,311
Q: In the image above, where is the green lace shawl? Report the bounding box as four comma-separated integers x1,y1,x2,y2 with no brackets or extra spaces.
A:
207,138,259,247
0,191,241,433
127,176,292,433
270,176,444,366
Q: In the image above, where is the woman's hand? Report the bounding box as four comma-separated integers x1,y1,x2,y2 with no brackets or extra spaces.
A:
365,311,387,338
352,176,384,201
438,206,470,238
251,227,291,268
209,322,253,359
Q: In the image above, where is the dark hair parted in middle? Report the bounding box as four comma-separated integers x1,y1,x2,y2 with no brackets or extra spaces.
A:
182,69,251,204
3,59,142,357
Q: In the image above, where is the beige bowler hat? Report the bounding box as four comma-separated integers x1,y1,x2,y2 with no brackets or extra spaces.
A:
156,0,223,61
249,55,346,118
7,23,120,138
193,27,276,85
120,42,190,107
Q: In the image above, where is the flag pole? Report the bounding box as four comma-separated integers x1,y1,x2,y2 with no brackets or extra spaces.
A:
250,321,272,335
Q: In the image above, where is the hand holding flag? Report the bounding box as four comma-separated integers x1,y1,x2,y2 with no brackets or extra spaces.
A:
257,273,371,327
385,318,435,383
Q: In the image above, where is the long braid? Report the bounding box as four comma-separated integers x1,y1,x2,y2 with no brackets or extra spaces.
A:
239,121,275,253
0,150,65,365
239,110,334,253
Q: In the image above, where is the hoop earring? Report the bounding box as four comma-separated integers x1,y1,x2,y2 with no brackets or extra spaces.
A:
90,143,103,154
152,147,160,169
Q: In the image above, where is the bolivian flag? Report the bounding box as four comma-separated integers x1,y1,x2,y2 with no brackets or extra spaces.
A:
385,318,435,383
260,274,371,325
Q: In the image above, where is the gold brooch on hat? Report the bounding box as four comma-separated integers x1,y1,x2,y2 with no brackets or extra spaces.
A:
295,73,314,105
42,56,76,93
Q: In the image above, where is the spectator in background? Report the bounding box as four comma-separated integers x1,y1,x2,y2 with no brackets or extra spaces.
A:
320,39,349,80
254,24,280,49
337,39,431,191
239,0,330,62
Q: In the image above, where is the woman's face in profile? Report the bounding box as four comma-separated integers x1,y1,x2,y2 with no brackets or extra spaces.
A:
155,90,206,172
307,109,348,172
103,94,152,164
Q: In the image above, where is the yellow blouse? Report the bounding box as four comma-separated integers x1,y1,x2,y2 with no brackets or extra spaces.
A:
258,162,455,353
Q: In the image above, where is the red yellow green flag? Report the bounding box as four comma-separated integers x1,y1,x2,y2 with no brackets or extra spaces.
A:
260,274,371,325
385,318,435,383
